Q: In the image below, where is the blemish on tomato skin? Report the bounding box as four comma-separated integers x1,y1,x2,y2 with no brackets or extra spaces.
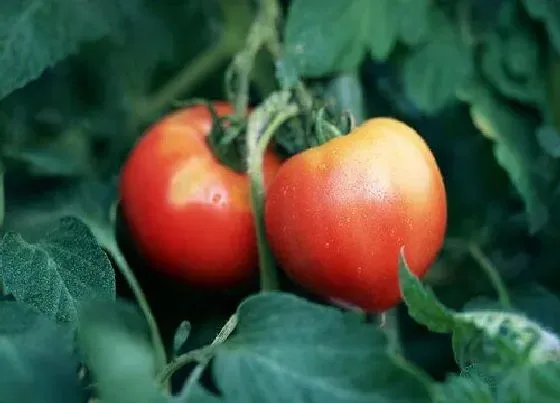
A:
212,193,222,204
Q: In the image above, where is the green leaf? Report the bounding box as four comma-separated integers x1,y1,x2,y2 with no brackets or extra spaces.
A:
520,0,560,52
367,0,432,59
0,216,116,323
283,0,367,77
366,0,399,61
0,0,134,100
95,1,175,101
394,0,432,47
211,292,433,403
458,76,551,233
402,12,473,114
480,28,543,105
434,374,494,403
0,301,86,403
77,299,164,403
398,251,455,333
283,0,432,78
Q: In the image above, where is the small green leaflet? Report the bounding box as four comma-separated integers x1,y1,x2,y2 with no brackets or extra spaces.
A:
398,252,455,333
172,321,192,356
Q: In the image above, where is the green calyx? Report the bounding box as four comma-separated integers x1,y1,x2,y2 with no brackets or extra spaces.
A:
191,101,248,174
204,94,357,172
272,101,356,157
207,114,249,173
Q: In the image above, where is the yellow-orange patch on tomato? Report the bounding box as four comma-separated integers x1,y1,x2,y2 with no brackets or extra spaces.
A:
168,158,249,210
157,124,203,158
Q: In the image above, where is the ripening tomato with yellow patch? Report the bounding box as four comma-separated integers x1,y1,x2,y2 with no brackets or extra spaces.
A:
119,102,282,288
264,117,447,312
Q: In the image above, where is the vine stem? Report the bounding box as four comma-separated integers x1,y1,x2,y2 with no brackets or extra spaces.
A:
468,243,512,309
134,39,233,123
246,93,299,291
105,239,167,376
225,0,281,117
378,309,401,354
157,314,238,385
259,0,315,113
132,0,254,124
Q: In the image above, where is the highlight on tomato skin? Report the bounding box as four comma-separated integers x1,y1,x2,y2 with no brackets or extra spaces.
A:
118,102,283,289
264,117,447,313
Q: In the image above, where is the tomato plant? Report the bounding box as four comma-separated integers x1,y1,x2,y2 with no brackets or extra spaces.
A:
119,102,282,288
3,0,560,402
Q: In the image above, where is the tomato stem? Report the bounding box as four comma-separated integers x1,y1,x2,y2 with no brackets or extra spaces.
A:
225,0,281,117
157,314,238,385
246,92,299,292
132,0,254,124
105,238,168,377
468,243,512,309
134,39,233,125
379,309,402,354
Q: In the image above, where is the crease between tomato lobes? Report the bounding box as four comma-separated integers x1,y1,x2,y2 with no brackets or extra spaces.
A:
119,102,282,288
264,117,447,312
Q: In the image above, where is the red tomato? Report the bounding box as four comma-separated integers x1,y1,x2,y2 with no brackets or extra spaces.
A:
119,102,282,288
264,117,447,312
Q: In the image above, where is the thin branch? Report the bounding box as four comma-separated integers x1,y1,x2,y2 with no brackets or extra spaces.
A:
468,243,512,309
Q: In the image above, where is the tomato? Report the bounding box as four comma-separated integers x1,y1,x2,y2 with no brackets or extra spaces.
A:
264,117,447,312
119,102,282,288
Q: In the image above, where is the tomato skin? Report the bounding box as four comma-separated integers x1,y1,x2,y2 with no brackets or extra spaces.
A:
119,102,282,288
264,117,447,312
